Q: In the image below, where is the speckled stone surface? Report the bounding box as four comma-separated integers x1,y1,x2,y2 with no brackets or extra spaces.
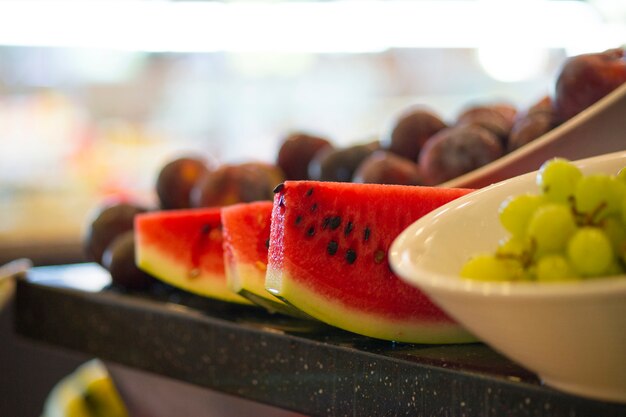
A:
14,264,626,417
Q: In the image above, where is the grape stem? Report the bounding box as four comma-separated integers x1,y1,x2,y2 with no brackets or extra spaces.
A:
496,239,536,270
567,196,607,227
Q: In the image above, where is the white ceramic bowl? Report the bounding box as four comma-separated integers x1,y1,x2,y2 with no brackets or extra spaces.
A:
441,82,626,188
390,151,626,404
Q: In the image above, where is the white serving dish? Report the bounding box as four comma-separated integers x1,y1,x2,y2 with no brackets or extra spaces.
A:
390,151,626,403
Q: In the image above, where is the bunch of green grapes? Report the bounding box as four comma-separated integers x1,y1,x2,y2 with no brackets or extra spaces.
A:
461,158,626,282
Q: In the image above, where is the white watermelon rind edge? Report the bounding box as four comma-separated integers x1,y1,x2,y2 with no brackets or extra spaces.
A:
136,242,252,305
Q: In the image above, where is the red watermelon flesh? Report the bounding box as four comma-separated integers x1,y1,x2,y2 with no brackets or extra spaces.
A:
266,181,477,343
221,201,308,317
135,207,251,304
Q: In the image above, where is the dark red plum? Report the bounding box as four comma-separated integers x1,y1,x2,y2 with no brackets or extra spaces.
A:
353,151,423,185
156,156,213,210
419,125,504,185
277,132,333,180
554,48,626,122
508,112,555,152
308,144,376,182
190,164,275,207
383,107,447,161
507,96,557,152
239,161,285,189
102,230,155,290
456,105,514,148
83,202,148,266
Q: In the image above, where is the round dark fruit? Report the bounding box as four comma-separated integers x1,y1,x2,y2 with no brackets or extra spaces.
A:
102,231,155,290
508,112,555,152
419,125,504,185
308,144,376,182
83,202,148,265
353,151,423,185
239,161,285,189
382,107,447,161
554,48,626,123
456,105,514,148
507,96,558,152
190,164,275,207
156,156,213,210
526,95,554,116
492,103,518,127
276,132,333,180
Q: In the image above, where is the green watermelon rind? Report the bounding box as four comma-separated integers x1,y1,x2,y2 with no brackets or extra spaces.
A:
225,261,265,296
221,201,313,317
266,263,476,344
226,260,314,319
137,243,252,304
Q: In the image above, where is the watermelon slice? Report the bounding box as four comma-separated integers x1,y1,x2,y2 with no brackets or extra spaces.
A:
135,207,251,304
266,181,477,344
221,201,308,316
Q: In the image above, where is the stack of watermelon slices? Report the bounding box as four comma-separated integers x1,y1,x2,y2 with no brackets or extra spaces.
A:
135,181,476,344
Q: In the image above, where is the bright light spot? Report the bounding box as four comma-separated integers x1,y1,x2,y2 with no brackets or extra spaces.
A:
477,47,549,82
227,53,315,78
0,1,615,53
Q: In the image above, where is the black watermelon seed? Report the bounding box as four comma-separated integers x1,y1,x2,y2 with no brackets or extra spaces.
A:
374,250,385,264
344,221,353,236
295,215,303,225
265,238,270,249
201,224,211,234
346,249,357,264
322,217,331,229
311,203,318,212
307,226,315,237
327,241,338,255
278,195,286,207
329,216,341,230
306,188,314,197
363,227,371,242
273,183,285,193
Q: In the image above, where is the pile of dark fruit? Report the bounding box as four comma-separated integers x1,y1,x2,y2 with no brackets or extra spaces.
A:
83,202,155,290
277,48,626,186
83,48,626,290
83,156,287,290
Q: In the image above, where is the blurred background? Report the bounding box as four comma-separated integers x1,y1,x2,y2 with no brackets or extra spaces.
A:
1,0,625,265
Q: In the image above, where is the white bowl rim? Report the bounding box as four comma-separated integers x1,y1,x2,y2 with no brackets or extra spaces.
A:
390,151,626,299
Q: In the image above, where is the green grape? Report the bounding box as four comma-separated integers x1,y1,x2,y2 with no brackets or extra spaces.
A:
600,215,626,255
527,204,577,254
574,174,626,222
460,161,626,283
499,194,544,237
535,254,578,282
460,254,522,282
613,209,626,263
622,194,626,225
567,227,614,277
536,158,582,204
496,236,530,258
525,264,538,281
617,167,626,184
496,236,535,271
605,260,626,277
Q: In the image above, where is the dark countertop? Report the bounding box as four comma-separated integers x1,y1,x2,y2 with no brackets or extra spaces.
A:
13,263,626,417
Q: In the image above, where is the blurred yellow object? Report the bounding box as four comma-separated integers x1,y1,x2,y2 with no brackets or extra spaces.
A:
0,258,31,310
42,359,129,417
